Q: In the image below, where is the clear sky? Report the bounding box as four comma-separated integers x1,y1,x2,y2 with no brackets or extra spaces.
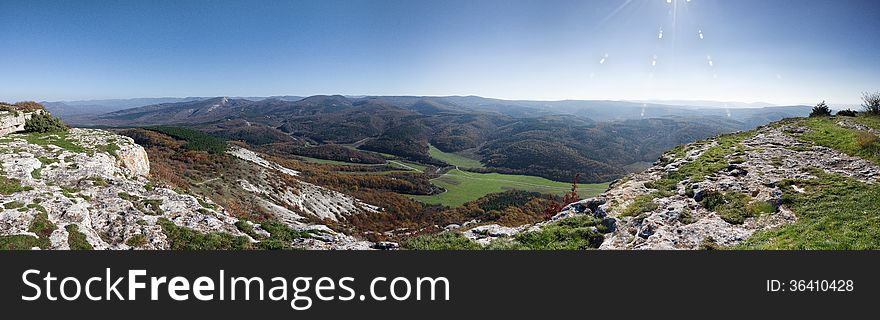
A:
1,0,879,105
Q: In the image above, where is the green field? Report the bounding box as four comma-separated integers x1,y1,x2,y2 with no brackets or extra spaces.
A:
411,169,609,207
428,144,485,168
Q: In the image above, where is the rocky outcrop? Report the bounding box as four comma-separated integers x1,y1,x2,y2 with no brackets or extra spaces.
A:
0,128,247,249
0,110,43,135
0,128,394,250
229,146,379,223
589,123,879,249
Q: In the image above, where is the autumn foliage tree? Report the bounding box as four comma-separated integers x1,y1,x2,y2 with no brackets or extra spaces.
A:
543,174,581,220
563,173,580,204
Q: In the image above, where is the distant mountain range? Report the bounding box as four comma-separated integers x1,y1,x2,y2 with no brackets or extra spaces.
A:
48,95,809,123
52,95,811,183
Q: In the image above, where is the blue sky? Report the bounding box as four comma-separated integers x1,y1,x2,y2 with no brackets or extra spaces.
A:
1,0,879,105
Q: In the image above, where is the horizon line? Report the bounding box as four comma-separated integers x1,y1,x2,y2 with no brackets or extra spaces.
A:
21,94,847,107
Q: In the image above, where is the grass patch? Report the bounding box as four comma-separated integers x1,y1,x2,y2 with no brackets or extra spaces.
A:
65,224,93,250
29,211,56,239
0,234,48,250
88,177,108,187
428,144,484,169
2,209,58,250
511,215,605,250
197,198,216,210
157,218,250,250
0,164,33,195
19,132,86,153
623,132,755,216
235,220,264,240
621,192,660,217
98,143,120,158
118,192,163,215
3,201,25,210
256,221,316,250
680,208,697,224
771,157,784,167
652,132,754,194
37,156,58,166
739,169,880,249
401,232,482,250
61,186,81,200
125,234,148,248
411,168,607,207
795,117,880,164
699,191,774,224
402,216,606,250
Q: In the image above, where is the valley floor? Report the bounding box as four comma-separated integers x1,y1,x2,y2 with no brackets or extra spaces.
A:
411,168,608,207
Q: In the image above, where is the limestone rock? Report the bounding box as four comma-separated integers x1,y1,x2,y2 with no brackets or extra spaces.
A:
0,128,246,250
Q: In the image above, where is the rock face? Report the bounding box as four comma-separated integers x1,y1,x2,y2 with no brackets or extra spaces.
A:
0,110,42,135
0,128,391,250
0,128,247,249
229,146,380,223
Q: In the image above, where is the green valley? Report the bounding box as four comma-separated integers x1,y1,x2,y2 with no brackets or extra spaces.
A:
410,168,608,207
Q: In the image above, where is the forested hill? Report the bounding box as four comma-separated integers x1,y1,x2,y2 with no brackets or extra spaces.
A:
73,95,810,183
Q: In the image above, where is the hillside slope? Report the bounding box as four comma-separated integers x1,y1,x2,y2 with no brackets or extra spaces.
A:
0,126,382,250
77,95,804,183
0,128,244,249
405,115,880,250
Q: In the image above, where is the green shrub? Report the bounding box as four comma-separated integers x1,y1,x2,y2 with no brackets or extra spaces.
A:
837,109,858,117
402,216,607,250
258,221,314,248
157,218,251,250
809,101,832,117
700,236,722,250
24,113,68,133
234,220,264,240
679,208,697,224
513,215,604,250
401,232,481,250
